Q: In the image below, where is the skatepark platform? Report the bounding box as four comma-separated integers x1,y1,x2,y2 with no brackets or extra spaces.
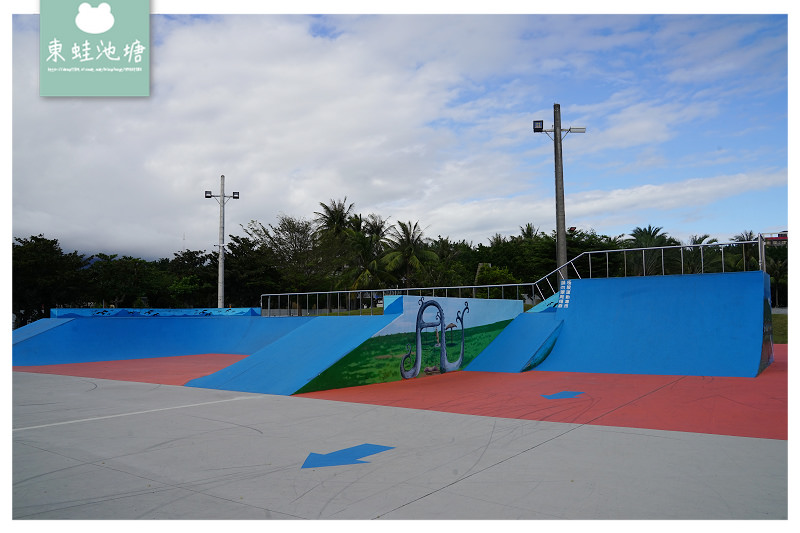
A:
12,271,787,519
468,271,773,377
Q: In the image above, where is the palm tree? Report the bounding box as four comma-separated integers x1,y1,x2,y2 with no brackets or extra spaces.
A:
517,222,540,241
313,198,356,281
488,233,507,247
313,197,355,236
734,230,757,242
427,236,472,287
626,225,676,247
766,255,788,307
684,234,719,273
343,214,395,290
383,221,438,287
348,213,364,234
729,230,760,271
343,229,395,290
625,225,680,275
363,214,393,255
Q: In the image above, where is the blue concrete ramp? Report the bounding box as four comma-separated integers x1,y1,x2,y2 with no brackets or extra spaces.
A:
12,316,312,366
12,318,75,345
466,313,563,373
467,271,772,378
186,315,398,395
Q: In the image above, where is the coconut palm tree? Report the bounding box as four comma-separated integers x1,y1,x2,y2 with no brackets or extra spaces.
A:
517,222,540,241
734,230,757,242
363,214,393,256
313,198,356,281
729,230,760,271
626,225,677,248
343,214,395,290
488,233,507,247
313,197,355,237
343,229,394,290
684,234,719,274
766,255,788,307
624,225,680,275
383,220,438,287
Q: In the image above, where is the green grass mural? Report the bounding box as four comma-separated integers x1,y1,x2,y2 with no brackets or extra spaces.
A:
295,319,512,394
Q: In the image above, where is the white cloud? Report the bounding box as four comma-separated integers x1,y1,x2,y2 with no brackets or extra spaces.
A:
569,171,786,216
12,14,788,259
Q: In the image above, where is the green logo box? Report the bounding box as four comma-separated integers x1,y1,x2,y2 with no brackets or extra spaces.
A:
40,1,150,97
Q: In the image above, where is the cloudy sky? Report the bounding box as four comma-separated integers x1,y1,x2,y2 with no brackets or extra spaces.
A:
9,2,790,260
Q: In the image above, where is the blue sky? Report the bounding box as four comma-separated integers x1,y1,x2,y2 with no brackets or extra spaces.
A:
9,2,790,259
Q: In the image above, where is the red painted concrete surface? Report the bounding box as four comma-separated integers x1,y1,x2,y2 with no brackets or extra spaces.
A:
14,346,787,440
299,344,788,441
13,353,250,386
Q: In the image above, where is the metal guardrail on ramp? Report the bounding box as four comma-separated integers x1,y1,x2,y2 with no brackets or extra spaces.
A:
261,238,767,317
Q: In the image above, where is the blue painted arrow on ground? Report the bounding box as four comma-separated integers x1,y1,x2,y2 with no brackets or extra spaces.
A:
301,443,395,469
542,391,585,399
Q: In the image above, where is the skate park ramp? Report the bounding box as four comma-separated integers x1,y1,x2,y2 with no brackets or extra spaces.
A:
12,311,311,366
13,309,398,395
13,271,772,394
467,271,772,377
11,317,76,345
185,314,398,395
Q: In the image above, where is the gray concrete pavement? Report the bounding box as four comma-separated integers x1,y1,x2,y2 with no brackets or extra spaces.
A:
13,371,787,520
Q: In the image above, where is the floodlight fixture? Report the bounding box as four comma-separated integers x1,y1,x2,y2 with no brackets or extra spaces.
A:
232,191,239,199
205,190,213,198
533,103,586,280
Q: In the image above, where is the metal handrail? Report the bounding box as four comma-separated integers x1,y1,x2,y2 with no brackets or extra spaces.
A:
260,283,530,317
260,238,764,317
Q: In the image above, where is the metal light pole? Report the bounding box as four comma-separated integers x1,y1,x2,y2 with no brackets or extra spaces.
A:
533,103,585,280
205,175,239,308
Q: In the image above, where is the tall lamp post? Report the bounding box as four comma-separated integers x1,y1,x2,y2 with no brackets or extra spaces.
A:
533,103,585,280
205,175,239,308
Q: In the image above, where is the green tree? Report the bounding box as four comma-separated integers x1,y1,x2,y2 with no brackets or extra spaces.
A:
313,197,355,237
224,233,282,307
627,225,678,247
727,230,761,272
313,198,356,281
766,254,788,307
476,225,623,283
763,239,788,308
518,231,558,280
426,236,476,287
167,274,205,307
734,230,757,241
517,222,540,241
12,235,90,325
683,234,720,274
342,214,395,290
625,225,680,275
86,254,163,308
263,215,324,292
563,228,625,278
167,249,215,307
362,213,393,244
474,264,521,299
384,221,438,287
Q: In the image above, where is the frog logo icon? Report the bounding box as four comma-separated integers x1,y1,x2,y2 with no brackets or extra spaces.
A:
75,2,115,34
